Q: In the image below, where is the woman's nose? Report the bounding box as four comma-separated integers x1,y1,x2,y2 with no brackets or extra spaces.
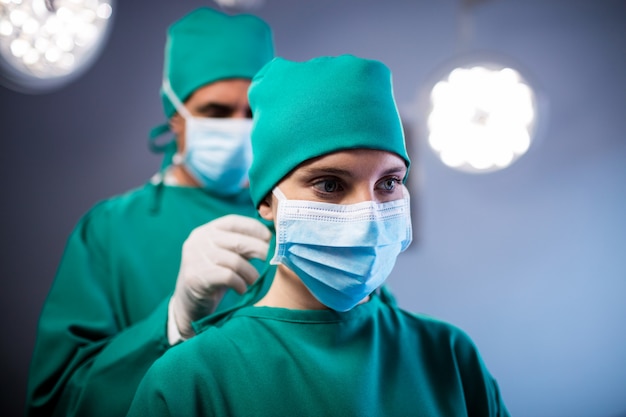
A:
343,186,377,205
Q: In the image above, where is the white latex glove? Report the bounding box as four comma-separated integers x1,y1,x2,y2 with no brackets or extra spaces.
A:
168,214,271,343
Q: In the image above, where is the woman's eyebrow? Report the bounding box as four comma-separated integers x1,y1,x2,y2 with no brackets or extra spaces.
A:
381,166,407,176
301,166,353,176
300,165,406,177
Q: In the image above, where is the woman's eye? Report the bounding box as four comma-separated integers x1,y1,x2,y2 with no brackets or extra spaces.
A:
380,178,398,191
313,179,341,193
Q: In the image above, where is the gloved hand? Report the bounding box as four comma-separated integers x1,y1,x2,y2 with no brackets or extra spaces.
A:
168,214,271,343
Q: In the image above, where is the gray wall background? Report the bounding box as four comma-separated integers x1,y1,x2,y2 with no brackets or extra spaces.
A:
1,1,624,416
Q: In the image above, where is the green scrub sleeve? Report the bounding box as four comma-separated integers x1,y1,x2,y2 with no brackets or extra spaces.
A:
451,329,510,416
25,208,171,417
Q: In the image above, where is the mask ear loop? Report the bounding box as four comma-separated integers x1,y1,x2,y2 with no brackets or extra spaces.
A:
399,184,413,251
272,187,287,201
401,184,410,200
268,187,288,264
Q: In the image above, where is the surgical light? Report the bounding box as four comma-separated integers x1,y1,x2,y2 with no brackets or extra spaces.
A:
213,0,264,11
426,62,538,173
0,0,114,93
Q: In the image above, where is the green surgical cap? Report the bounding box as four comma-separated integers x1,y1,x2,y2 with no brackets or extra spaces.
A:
161,8,274,118
248,55,410,208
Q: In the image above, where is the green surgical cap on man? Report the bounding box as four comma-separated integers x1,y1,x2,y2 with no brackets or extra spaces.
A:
248,55,411,208
161,7,274,118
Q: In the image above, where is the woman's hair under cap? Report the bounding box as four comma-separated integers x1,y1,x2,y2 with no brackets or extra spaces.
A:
248,54,410,208
161,7,274,118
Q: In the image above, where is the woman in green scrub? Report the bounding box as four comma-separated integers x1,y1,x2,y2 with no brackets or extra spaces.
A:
26,8,274,417
127,55,510,417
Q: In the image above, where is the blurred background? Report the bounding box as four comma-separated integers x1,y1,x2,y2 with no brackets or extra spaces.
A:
1,0,624,416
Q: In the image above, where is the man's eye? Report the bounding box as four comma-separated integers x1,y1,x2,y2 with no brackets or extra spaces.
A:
205,108,231,118
201,104,236,118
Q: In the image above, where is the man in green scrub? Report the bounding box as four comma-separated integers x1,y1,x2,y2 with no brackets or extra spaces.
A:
127,55,510,416
25,8,274,417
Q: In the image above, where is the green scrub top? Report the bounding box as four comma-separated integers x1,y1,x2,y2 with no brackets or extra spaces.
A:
25,180,265,417
127,286,510,417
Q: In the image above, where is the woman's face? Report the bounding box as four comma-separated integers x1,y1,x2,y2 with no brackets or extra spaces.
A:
258,149,407,221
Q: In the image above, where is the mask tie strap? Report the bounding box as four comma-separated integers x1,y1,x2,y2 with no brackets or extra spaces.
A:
148,124,174,152
162,78,193,119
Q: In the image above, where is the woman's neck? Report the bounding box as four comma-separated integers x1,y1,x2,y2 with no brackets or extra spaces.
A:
255,265,328,310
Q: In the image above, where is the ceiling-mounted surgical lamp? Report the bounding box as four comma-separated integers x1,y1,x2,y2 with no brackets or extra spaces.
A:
0,0,115,94
425,58,539,173
417,0,545,174
212,0,264,12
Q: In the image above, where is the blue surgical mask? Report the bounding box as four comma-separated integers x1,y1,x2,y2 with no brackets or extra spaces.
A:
270,186,412,311
162,79,252,195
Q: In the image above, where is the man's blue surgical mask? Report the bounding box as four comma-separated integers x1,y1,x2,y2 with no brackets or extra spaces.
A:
163,79,252,195
270,186,412,311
